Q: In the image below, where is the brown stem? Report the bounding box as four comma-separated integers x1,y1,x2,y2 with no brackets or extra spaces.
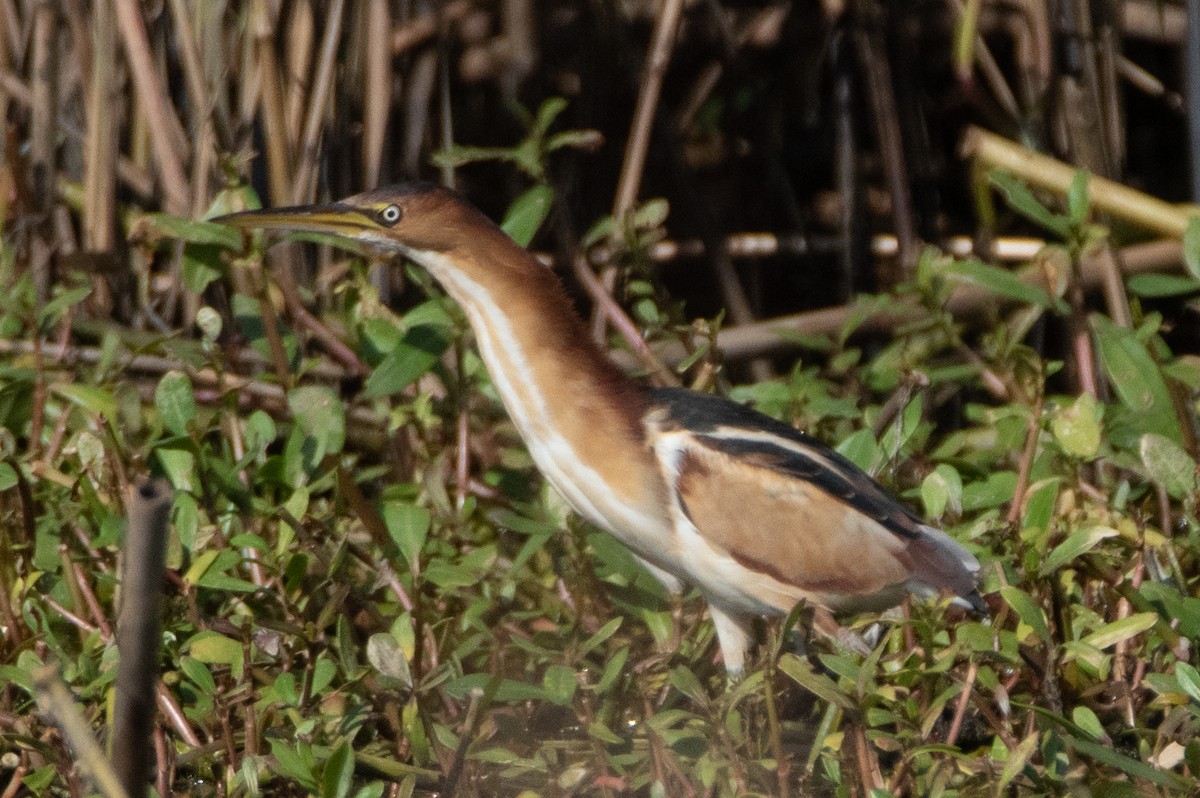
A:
33,665,129,798
855,8,918,274
595,0,685,336
1007,388,1045,526
571,255,679,387
273,271,370,376
113,0,188,213
111,480,173,798
65,553,113,638
249,261,293,388
291,0,346,204
852,722,884,793
944,659,978,746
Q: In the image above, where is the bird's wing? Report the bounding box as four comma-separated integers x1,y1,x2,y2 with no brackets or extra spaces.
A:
647,388,983,612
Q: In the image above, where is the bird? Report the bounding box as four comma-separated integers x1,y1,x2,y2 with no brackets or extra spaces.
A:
217,182,985,674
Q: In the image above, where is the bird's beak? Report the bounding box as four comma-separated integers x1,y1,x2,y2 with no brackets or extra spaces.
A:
215,202,375,237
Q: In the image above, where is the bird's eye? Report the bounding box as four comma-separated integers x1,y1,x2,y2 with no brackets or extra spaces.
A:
377,204,402,226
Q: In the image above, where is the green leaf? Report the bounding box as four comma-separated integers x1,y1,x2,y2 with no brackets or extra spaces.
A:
182,244,224,294
52,383,117,419
1080,612,1157,650
580,617,623,655
532,96,569,137
381,502,430,565
921,463,962,519
173,491,199,550
962,470,1018,512
422,561,477,589
1127,273,1200,298
179,655,217,695
288,386,346,460
1185,216,1200,280
588,720,623,745
944,258,1052,307
145,212,244,248
362,326,450,398
1139,433,1198,499
1139,582,1200,638
1071,706,1106,740
631,198,669,231
366,633,412,687
310,657,337,697
500,185,554,247
989,171,1071,237
1092,314,1181,439
997,734,1039,793
542,665,578,706
1067,170,1090,226
321,739,355,798
1050,392,1101,458
1164,354,1200,388
999,586,1050,643
270,740,318,791
778,654,855,709
545,129,603,153
1067,735,1190,788
581,214,613,249
155,370,196,436
37,286,91,330
0,462,17,491
155,443,197,492
243,410,277,461
1039,526,1117,576
186,631,245,680
836,428,880,473
431,144,512,170
667,666,706,704
1022,478,1060,531
595,647,628,694
1175,662,1200,705
0,666,32,694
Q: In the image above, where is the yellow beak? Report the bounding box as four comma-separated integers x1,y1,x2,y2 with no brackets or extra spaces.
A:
215,203,377,238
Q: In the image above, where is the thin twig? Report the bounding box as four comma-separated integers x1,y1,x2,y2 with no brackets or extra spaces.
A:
251,0,293,205
855,12,918,273
393,0,470,53
113,0,189,213
595,0,685,338
83,0,116,254
362,0,390,189
944,659,978,746
1007,388,1045,526
291,0,346,204
571,255,679,386
611,0,684,224
962,126,1194,237
647,237,1183,365
33,665,130,798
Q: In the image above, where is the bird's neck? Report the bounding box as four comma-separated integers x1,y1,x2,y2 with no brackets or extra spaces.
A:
410,233,672,539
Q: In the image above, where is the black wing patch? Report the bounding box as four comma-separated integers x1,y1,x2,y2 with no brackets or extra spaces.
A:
649,387,926,541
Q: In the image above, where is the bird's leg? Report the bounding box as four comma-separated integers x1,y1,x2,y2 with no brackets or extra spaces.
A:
708,605,755,678
812,607,872,657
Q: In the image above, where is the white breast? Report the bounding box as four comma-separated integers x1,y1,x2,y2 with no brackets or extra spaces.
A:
418,253,675,557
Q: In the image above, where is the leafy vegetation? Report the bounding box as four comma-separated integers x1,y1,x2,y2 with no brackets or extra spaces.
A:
0,2,1198,796
2,140,1200,796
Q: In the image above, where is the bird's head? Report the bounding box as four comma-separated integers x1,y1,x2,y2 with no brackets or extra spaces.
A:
216,182,485,259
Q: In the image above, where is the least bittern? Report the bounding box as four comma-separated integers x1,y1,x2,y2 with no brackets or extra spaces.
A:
218,183,984,674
